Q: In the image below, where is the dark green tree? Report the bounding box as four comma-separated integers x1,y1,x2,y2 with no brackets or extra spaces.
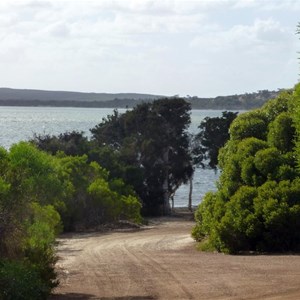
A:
91,98,193,215
32,130,89,156
193,111,238,169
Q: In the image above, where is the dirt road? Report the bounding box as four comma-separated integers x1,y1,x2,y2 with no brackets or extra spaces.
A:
51,215,300,300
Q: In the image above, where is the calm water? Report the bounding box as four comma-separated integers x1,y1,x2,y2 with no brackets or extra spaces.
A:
0,106,222,207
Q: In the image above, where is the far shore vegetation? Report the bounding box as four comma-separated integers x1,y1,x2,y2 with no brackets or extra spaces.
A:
0,87,280,110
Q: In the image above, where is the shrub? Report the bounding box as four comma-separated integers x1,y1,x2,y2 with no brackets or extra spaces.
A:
193,88,300,253
0,260,51,300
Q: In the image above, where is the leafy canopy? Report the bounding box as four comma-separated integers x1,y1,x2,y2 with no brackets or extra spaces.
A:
91,98,193,215
193,88,300,253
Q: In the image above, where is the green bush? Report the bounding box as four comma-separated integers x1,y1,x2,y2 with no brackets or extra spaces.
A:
193,88,300,253
267,112,295,152
0,140,143,300
121,195,142,223
230,110,268,141
0,260,51,300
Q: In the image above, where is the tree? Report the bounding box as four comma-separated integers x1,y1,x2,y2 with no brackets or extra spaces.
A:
91,98,193,215
185,111,237,211
193,111,238,169
32,130,89,156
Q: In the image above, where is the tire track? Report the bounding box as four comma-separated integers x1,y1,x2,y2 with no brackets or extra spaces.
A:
52,218,300,300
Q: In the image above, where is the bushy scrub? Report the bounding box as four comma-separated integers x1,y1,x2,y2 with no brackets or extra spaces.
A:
0,142,142,299
0,260,50,300
0,143,63,299
192,88,300,253
120,195,142,223
56,154,142,229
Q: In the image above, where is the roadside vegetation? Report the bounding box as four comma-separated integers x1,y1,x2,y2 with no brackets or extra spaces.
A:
192,86,300,253
0,97,193,299
0,141,141,299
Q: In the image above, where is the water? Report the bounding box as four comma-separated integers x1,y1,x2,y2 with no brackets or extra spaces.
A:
0,107,128,148
0,106,223,207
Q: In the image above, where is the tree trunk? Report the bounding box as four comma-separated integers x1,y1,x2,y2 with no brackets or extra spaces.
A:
162,149,171,215
171,195,174,211
162,175,171,215
188,175,193,211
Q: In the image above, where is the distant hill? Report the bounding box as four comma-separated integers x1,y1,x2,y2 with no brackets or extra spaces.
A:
186,89,283,110
0,87,283,109
0,87,162,103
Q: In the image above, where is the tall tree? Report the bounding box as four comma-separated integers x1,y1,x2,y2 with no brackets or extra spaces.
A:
91,98,193,215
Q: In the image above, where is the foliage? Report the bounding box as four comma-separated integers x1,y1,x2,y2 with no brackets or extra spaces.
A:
0,144,61,299
51,152,141,229
25,203,61,251
0,142,142,299
230,110,268,141
32,131,90,157
0,260,51,300
293,83,300,168
32,98,192,215
187,89,280,110
193,111,238,169
267,112,295,152
91,98,193,215
193,88,300,253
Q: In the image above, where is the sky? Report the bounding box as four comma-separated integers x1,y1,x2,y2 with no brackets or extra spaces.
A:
0,0,299,97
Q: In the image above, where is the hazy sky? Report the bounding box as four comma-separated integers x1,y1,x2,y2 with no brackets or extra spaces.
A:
0,0,299,97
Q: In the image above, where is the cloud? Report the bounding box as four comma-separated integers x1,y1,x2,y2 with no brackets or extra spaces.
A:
232,0,259,9
0,0,298,96
20,0,53,9
188,16,298,96
259,0,300,11
232,0,300,10
190,18,291,53
45,22,70,38
92,0,228,15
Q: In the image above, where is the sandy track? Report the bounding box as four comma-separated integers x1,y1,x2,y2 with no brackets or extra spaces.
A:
50,216,300,300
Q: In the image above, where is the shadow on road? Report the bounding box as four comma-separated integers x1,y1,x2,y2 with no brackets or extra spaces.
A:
50,293,95,299
50,293,157,300
101,297,157,300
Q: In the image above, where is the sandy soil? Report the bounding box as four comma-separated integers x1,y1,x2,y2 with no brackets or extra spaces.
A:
50,214,300,300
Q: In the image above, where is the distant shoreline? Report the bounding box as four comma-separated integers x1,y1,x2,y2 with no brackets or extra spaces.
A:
0,87,283,110
0,99,143,109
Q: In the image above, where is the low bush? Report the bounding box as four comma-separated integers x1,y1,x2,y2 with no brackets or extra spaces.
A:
0,259,53,300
